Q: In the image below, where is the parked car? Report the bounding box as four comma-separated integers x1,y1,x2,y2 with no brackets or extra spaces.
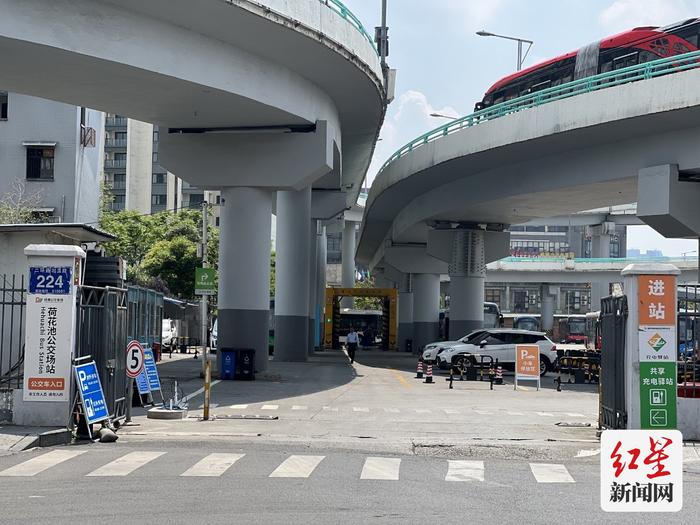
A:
422,330,486,367
423,328,557,376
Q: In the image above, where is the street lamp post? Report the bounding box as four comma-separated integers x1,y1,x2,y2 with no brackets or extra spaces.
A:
429,112,458,120
476,30,534,71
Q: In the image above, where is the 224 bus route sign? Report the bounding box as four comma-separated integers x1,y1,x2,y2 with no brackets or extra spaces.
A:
601,430,682,512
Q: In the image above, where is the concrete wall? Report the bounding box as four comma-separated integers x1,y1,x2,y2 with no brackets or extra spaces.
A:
678,398,700,440
0,93,101,222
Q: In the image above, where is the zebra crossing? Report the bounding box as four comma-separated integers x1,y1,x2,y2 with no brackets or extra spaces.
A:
192,403,594,420
0,449,585,484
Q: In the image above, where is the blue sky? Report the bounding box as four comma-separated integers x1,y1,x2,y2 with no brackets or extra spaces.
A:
346,0,700,256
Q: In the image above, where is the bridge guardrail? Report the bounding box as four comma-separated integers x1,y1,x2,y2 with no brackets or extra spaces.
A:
320,0,377,54
379,50,700,173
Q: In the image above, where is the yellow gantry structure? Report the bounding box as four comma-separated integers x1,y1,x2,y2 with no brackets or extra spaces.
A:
323,287,398,350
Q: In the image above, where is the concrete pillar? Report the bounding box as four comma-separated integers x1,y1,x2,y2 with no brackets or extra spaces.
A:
541,285,555,332
308,220,319,356
274,187,312,361
591,280,608,312
412,273,440,353
448,230,485,338
591,226,611,258
316,226,327,348
398,274,414,353
341,220,356,308
218,187,272,372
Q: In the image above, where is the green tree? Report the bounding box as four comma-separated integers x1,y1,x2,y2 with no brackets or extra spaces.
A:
141,237,200,298
353,278,382,310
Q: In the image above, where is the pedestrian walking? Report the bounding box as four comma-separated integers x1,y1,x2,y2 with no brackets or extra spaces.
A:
346,327,359,364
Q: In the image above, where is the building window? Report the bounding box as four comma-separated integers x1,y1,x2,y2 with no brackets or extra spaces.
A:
189,193,204,207
112,173,126,190
1,91,7,119
111,194,125,211
153,130,159,142
485,288,501,306
152,151,158,163
26,147,55,180
216,195,221,205
151,194,167,206
215,217,220,227
152,173,166,184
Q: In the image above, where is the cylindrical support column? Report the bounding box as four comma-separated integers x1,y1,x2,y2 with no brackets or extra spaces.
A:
398,273,414,353
541,286,555,332
218,187,272,373
448,230,485,338
592,232,611,258
341,220,356,309
316,226,327,348
308,220,319,356
274,187,312,361
412,273,440,354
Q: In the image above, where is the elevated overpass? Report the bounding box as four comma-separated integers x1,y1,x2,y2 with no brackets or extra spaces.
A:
358,53,700,351
0,0,386,368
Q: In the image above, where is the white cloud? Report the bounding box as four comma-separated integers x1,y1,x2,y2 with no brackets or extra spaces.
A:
365,90,460,187
599,0,696,33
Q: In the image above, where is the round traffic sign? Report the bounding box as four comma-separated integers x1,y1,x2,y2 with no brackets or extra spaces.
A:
125,340,145,378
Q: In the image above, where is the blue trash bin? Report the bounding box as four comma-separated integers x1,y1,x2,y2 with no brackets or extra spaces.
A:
220,348,237,380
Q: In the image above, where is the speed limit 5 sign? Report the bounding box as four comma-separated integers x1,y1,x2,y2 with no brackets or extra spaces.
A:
126,340,145,378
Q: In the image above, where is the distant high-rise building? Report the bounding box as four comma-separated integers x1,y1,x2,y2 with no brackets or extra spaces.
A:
0,91,103,224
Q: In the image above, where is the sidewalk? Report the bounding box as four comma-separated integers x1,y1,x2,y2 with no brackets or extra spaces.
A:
0,426,60,455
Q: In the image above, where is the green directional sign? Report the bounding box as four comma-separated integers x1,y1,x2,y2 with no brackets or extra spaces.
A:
195,267,216,296
639,362,677,429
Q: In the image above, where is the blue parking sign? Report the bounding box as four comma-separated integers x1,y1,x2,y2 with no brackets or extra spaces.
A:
74,361,109,424
135,368,150,395
143,348,161,392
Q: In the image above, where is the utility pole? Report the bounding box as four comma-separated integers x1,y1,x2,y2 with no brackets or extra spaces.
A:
376,0,389,97
201,200,211,421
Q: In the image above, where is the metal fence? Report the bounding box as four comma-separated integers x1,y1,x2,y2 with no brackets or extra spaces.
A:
678,284,700,398
75,286,128,421
600,295,628,430
127,286,163,347
0,275,25,390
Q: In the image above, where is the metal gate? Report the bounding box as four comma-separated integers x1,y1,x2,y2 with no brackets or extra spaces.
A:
75,286,128,421
600,295,628,430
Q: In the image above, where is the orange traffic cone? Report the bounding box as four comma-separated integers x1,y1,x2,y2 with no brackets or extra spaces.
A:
424,364,434,384
415,359,424,379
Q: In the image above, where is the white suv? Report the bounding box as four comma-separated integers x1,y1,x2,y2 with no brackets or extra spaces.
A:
422,329,557,376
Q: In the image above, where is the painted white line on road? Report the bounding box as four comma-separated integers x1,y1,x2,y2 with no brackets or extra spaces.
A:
181,453,244,477
384,408,400,413
507,411,525,416
353,407,369,412
536,412,554,417
443,409,459,415
360,457,401,480
292,405,308,411
445,460,484,482
230,404,248,410
415,409,431,414
182,380,221,403
261,405,279,410
530,463,575,483
575,449,600,458
566,413,586,418
684,447,700,463
198,403,219,409
87,451,166,477
0,450,87,477
322,406,339,412
269,455,325,478
474,410,493,415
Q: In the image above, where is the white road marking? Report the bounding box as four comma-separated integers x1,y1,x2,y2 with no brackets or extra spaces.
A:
269,455,325,478
230,404,248,409
360,457,401,480
537,412,554,417
507,411,525,416
566,413,586,418
197,403,219,409
261,405,279,410
683,447,700,463
353,407,369,412
384,408,400,413
291,405,308,411
474,410,493,415
87,451,166,477
182,380,221,403
445,460,485,482
0,449,87,477
181,453,244,477
443,409,459,414
575,449,601,458
415,409,431,414
322,406,339,412
530,463,575,483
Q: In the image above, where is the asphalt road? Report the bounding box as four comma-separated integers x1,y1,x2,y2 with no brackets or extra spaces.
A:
1,441,699,525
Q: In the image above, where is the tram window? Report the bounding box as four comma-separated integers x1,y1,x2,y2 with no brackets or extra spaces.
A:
638,51,657,64
612,51,638,70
